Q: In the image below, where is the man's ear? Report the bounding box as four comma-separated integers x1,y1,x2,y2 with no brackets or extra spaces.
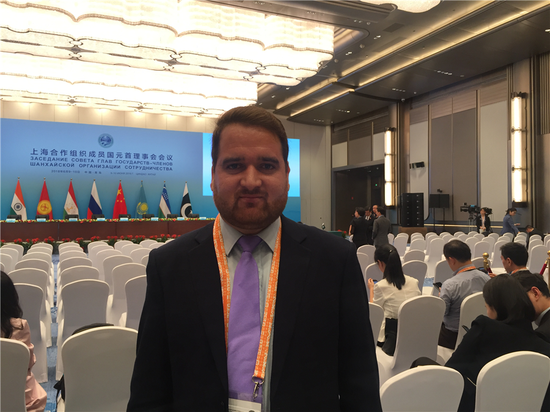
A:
210,165,215,191
531,287,542,301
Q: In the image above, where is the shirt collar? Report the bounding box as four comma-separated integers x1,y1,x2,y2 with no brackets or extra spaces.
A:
453,263,474,276
219,216,280,256
535,306,550,326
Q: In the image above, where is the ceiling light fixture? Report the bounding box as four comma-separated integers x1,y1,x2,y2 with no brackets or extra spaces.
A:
361,0,441,13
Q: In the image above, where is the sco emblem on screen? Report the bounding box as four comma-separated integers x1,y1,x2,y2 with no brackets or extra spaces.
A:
98,133,114,148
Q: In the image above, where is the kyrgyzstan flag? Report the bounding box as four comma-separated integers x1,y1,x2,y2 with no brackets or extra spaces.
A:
113,181,128,219
37,179,53,220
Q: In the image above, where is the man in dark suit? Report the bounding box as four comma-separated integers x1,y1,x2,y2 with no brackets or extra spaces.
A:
372,207,391,248
511,271,550,342
500,242,530,276
127,106,381,412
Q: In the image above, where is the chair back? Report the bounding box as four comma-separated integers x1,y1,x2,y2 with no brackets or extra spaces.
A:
410,233,423,241
59,249,87,262
88,242,113,269
471,256,491,268
475,351,550,412
58,256,92,274
2,244,24,261
357,252,373,279
464,237,478,252
22,251,51,266
121,243,143,257
30,242,53,252
365,263,383,284
403,250,425,263
87,241,110,253
14,258,50,276
391,296,445,373
10,268,48,297
426,232,438,241
368,302,384,346
139,239,157,248
124,275,147,330
148,242,164,249
357,244,375,260
487,233,499,241
481,237,495,250
393,236,407,257
380,365,463,412
473,233,484,241
140,254,149,267
114,239,134,251
432,260,453,296
61,327,138,411
528,238,543,254
409,238,426,252
58,242,83,253
103,255,133,291
59,265,100,291
514,237,527,246
455,291,485,348
1,338,30,412
112,263,146,301
402,260,427,292
455,232,467,240
492,240,508,261
130,247,150,263
528,245,548,274
0,252,15,273
1,247,19,266
387,233,395,245
95,248,122,280
426,238,444,262
530,234,542,242
472,241,491,259
502,232,514,241
396,233,408,239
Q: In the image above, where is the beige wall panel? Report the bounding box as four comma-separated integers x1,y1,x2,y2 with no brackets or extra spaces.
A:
145,113,166,130
332,142,347,168
166,115,188,131
373,131,384,161
101,109,124,127
30,103,55,122
54,105,78,123
3,101,30,120
124,112,146,129
78,107,102,125
186,116,206,133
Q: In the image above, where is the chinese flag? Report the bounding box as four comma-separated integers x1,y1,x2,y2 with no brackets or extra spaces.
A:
36,179,53,220
113,181,128,219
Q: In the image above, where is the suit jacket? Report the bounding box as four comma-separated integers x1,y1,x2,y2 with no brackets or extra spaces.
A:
446,315,550,411
475,215,491,233
350,217,370,248
536,310,550,343
372,215,391,247
128,216,381,412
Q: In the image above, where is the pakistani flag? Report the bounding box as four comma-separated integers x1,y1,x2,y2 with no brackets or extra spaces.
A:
158,183,172,218
10,179,27,220
136,182,149,218
180,182,193,218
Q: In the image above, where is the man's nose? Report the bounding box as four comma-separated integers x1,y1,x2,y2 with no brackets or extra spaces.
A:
240,165,261,189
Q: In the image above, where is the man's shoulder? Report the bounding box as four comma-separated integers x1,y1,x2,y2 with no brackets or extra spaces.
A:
281,216,352,251
149,222,214,258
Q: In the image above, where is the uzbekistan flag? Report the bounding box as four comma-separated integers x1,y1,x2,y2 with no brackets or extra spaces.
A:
158,182,172,218
136,181,149,218
180,181,193,218
87,180,103,219
113,181,128,219
63,180,79,218
37,179,53,220
10,178,27,220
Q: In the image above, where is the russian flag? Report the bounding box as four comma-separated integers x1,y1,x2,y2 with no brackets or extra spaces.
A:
87,180,103,219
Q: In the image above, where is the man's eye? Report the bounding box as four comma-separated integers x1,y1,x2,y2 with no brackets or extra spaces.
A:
226,163,241,170
261,163,276,170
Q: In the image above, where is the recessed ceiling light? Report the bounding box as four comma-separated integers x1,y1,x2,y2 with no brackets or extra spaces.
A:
346,51,353,56
271,95,276,98
285,87,290,90
545,28,550,32
374,35,381,39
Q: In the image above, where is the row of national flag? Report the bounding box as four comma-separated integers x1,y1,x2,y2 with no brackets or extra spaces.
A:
9,179,194,220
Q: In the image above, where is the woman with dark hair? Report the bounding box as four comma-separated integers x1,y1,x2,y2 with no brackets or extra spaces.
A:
475,207,492,235
367,244,420,355
1,271,47,412
500,207,520,236
445,274,550,411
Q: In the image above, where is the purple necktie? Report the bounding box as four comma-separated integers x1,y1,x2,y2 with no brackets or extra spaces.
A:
227,235,263,402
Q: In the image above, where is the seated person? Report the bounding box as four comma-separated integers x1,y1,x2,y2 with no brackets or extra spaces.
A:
439,240,491,349
367,244,420,355
445,275,550,411
1,272,47,412
511,271,550,342
475,207,492,235
500,242,529,275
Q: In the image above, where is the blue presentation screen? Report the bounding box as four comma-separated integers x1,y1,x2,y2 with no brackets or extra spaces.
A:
0,119,300,222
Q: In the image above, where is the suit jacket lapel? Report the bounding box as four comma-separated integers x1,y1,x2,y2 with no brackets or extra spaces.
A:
189,226,228,394
271,217,310,398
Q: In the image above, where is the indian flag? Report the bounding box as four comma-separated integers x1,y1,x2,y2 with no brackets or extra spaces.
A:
63,180,79,218
10,179,27,220
158,182,172,218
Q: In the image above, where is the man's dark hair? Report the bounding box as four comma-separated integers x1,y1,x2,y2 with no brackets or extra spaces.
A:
378,207,386,216
443,239,471,262
500,242,528,267
526,225,534,230
483,274,536,323
355,207,365,217
511,271,550,298
211,106,289,169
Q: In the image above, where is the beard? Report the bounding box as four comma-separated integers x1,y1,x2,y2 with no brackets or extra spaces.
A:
213,187,288,234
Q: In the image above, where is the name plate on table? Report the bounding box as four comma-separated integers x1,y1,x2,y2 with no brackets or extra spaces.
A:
151,217,159,221
96,218,106,221
37,218,47,222
6,218,16,223
177,217,185,221
200,217,207,220
69,218,78,222
228,399,261,412
120,218,129,221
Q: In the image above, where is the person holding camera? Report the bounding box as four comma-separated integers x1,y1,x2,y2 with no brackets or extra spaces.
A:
475,207,492,236
500,208,520,236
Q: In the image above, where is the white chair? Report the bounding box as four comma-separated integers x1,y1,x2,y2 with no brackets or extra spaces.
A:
57,266,101,325
402,260,427,293
368,302,384,346
58,242,83,253
114,239,134,251
148,242,164,250
121,275,147,330
22,251,52,270
410,233,423,241
380,365,464,412
139,239,157,248
432,259,453,296
455,232,468,241
365,263,383,284
140,254,149,267
529,238,543,255
393,236,407,257
59,249,88,262
121,243,143,257
1,247,19,267
0,262,4,272
426,232,438,241
1,338,30,412
387,233,395,245
107,263,147,325
130,248,150,264
58,327,138,412
475,351,550,412
395,233,408,239
530,234,542,242
2,243,24,262
58,256,92,274
95,248,123,281
467,231,478,236
491,240,508,262
0,252,15,273
357,244,375,260
437,292,485,363
409,238,426,252
481,236,495,251
472,241,491,259
529,245,549,274
514,237,527,246
56,279,110,379
357,252,372,282
14,258,54,308
403,250,425,263
471,256,491,268
487,233,499,241
87,240,110,253
502,232,514,241
103,255,133,292
425,238,444,263
473,233,484,241
464,237,478,253
13,283,49,383
30,242,53,253
376,295,445,385
88,242,112,268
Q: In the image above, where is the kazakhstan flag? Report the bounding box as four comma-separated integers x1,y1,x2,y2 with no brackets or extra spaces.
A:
136,182,149,218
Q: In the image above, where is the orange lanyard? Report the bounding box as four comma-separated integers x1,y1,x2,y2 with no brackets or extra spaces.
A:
213,214,282,398
456,265,476,275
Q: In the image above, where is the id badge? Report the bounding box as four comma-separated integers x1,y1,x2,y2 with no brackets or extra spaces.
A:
228,398,261,412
